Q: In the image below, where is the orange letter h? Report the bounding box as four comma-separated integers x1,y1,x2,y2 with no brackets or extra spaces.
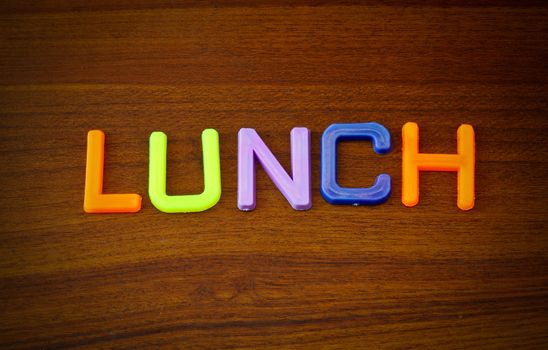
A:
402,122,475,211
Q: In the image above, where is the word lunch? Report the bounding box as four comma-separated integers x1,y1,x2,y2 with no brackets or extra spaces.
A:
84,122,475,214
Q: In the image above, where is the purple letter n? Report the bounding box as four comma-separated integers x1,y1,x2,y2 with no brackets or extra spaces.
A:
238,128,311,211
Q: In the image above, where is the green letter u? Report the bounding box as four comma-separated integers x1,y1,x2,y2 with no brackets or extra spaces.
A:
149,129,221,213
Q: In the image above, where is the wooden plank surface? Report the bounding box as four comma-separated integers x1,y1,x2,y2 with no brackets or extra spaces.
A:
1,1,547,349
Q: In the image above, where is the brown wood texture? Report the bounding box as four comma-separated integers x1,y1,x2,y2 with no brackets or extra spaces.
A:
1,1,547,349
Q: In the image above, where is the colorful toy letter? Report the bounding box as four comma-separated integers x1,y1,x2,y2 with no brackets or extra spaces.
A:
401,122,475,210
238,128,311,211
148,129,221,213
320,123,392,205
83,130,142,213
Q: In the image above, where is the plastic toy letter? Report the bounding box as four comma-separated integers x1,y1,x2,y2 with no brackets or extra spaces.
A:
402,122,475,211
238,128,311,211
320,122,392,205
83,130,142,213
148,129,221,213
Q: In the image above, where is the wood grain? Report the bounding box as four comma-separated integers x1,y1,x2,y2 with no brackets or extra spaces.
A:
1,1,547,349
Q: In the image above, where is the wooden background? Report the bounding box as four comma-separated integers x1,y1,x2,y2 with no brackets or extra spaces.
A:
1,1,547,349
